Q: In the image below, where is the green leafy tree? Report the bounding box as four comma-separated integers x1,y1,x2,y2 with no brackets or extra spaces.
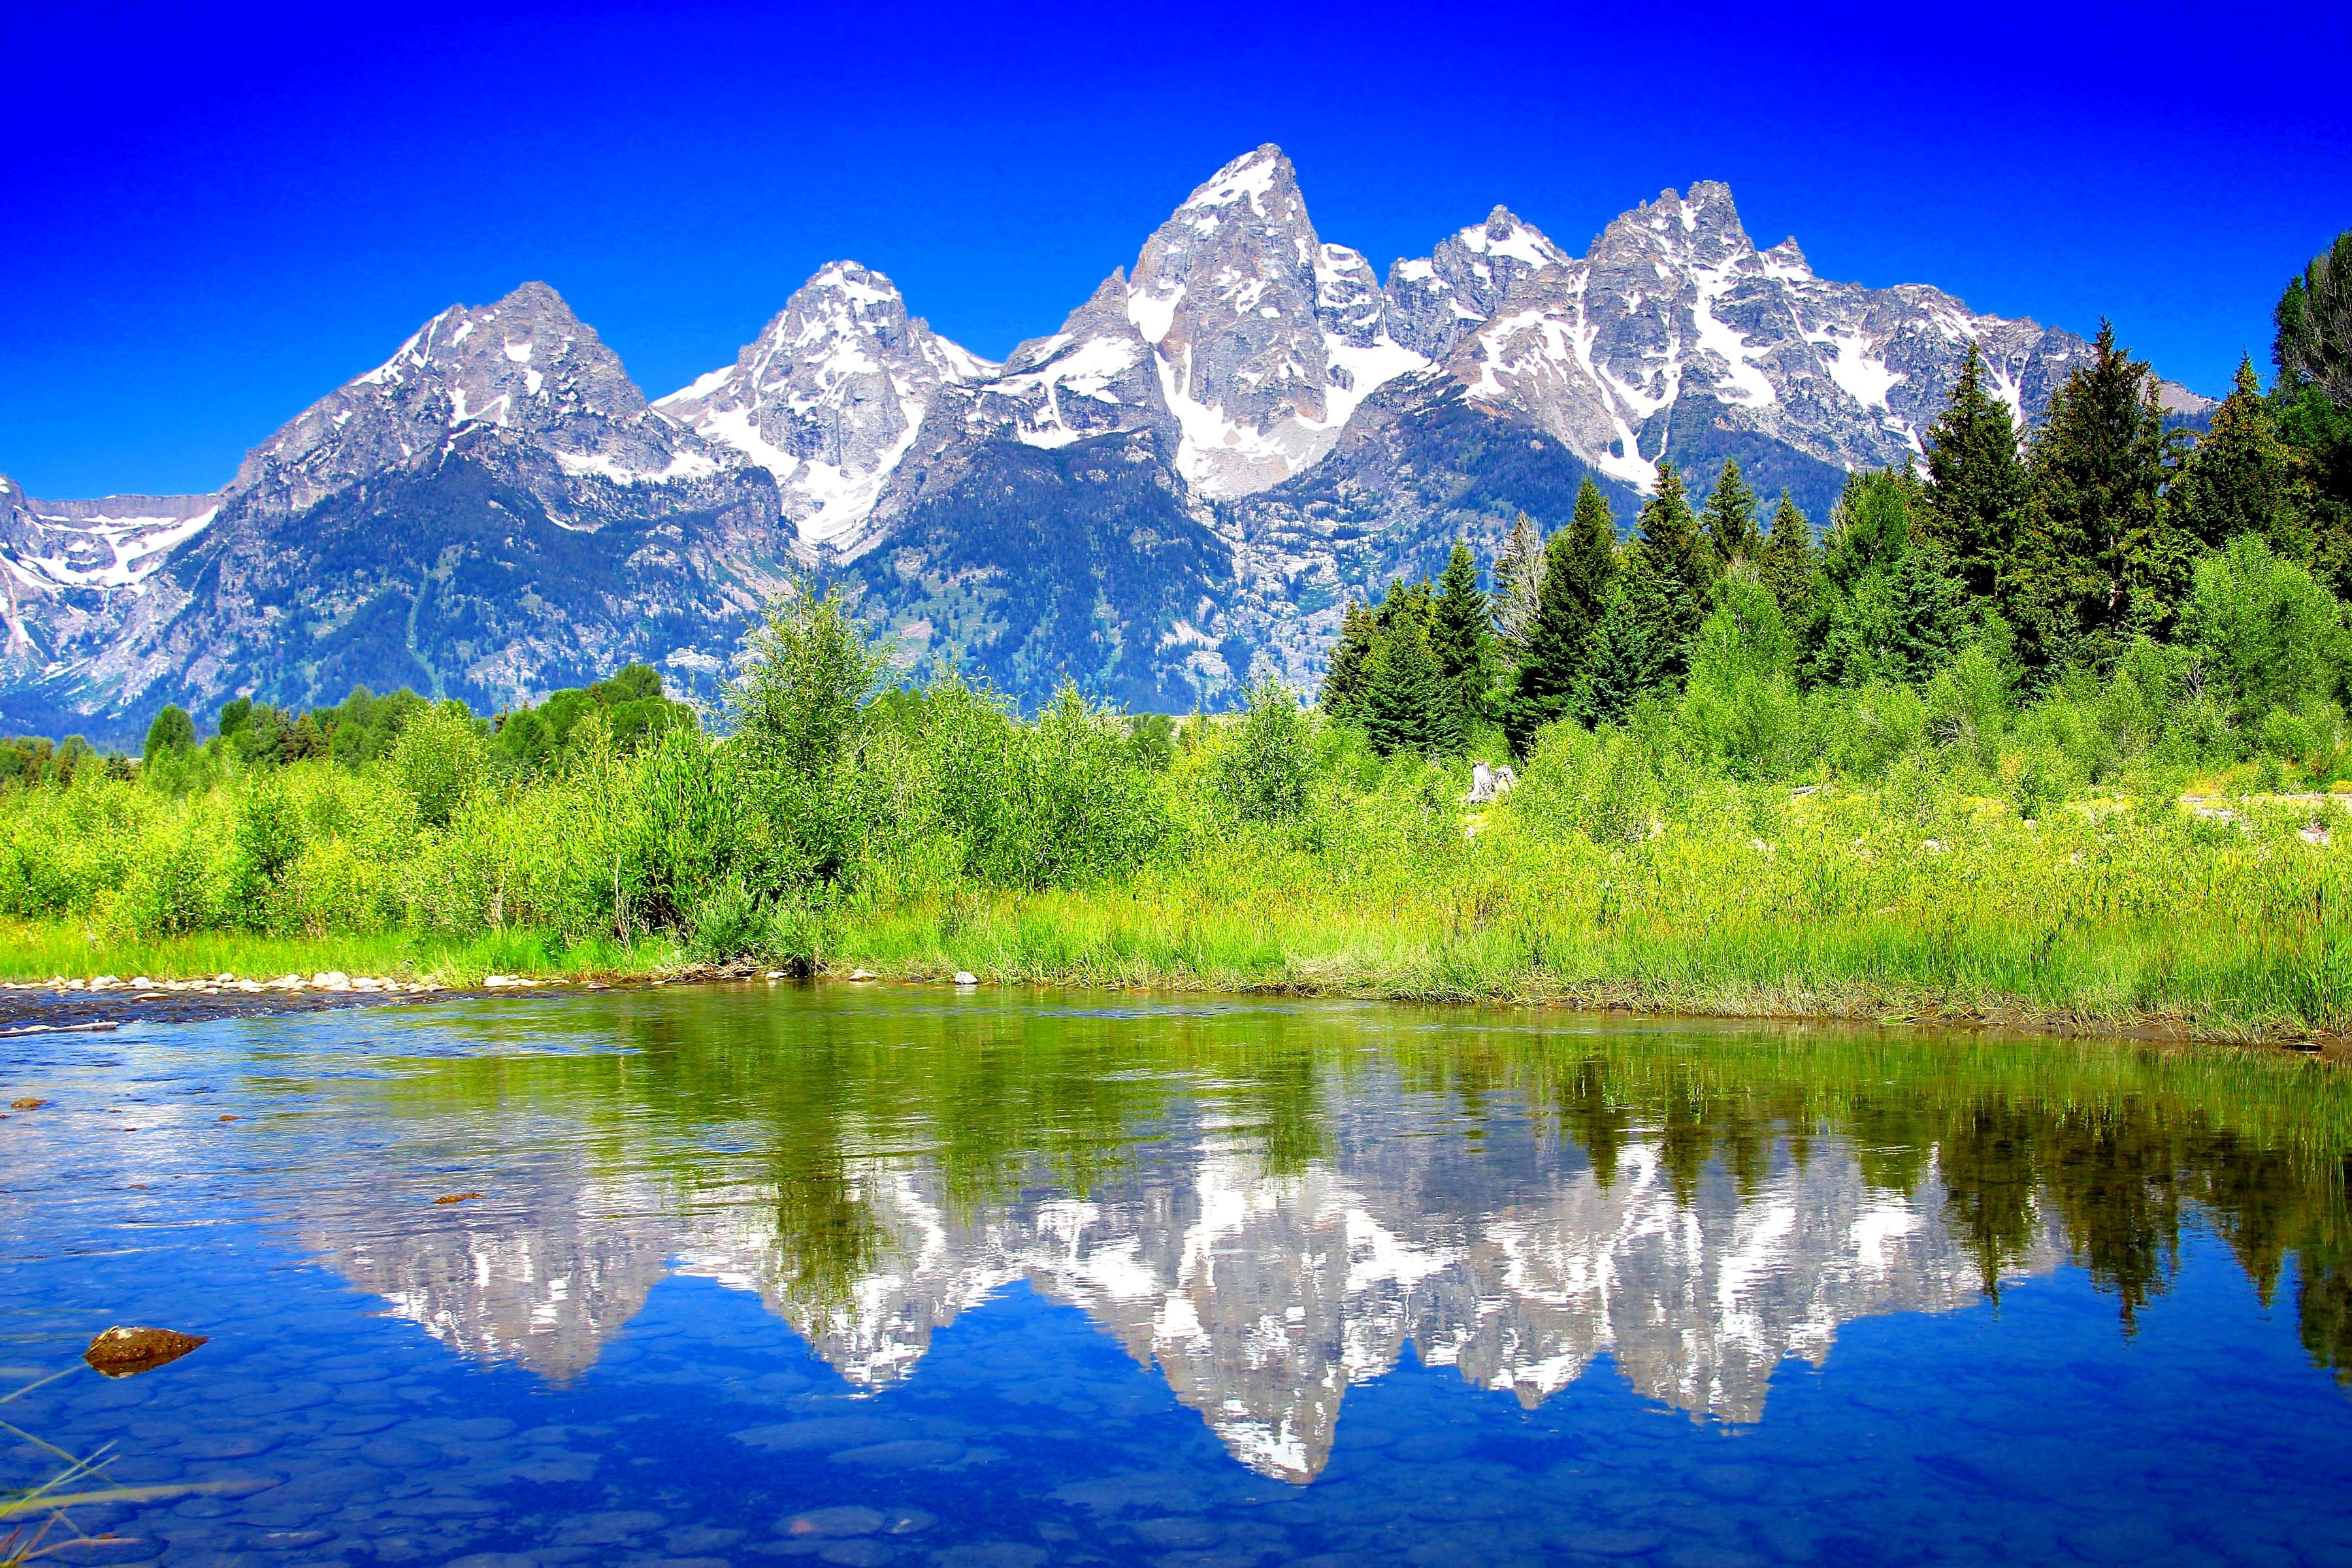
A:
1320,598,1377,726
1505,478,1616,751
2010,322,2185,659
1217,678,1315,822
142,704,196,760
1428,542,1495,736
2177,534,2348,727
1757,492,1819,627
1699,458,1759,570
1921,342,2027,602
2171,356,2307,557
1678,571,1803,777
726,581,890,887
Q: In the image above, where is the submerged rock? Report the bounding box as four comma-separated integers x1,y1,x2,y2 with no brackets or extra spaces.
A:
84,1324,208,1377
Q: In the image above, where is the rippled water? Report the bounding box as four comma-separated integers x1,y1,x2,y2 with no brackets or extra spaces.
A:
5,987,2352,1567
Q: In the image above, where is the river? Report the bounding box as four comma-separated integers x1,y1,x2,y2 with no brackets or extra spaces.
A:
4,985,2350,1566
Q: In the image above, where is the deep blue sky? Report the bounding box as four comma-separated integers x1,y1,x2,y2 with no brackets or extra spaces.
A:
4,0,2347,499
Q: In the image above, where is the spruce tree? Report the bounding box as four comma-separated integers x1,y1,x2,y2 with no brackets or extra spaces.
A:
1363,608,1451,756
1579,581,1665,726
1503,479,1616,752
1756,492,1818,627
2170,355,2306,557
1490,514,1545,657
2011,322,2183,661
1428,542,1495,736
1922,342,2026,603
1612,461,1712,694
1320,598,1377,725
2273,235,2352,596
1699,458,1759,570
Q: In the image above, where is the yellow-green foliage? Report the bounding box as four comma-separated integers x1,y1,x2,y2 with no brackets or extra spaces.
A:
5,586,2351,1041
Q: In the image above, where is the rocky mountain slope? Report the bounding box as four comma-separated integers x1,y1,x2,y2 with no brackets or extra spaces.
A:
5,284,789,734
1,148,2210,738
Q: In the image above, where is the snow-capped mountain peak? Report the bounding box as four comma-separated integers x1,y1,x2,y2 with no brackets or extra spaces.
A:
1118,142,1426,499
658,261,996,548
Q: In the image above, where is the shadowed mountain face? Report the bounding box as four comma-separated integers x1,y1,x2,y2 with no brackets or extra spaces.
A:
2,150,2214,738
176,990,2348,1486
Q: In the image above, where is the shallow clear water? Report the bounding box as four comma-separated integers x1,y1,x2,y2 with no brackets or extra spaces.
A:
5,987,2352,1568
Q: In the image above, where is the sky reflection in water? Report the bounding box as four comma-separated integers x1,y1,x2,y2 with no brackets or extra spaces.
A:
3,987,2352,1566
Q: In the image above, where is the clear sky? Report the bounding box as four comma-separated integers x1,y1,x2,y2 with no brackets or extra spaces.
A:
4,0,2347,499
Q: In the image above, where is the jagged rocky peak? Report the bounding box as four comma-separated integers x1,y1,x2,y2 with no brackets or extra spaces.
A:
658,261,996,546
1121,143,1426,499
1596,180,1754,267
1382,204,1574,361
232,280,721,515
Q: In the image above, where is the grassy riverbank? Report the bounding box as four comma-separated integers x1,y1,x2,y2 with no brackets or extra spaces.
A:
7,581,2352,1045
8,763,2348,1043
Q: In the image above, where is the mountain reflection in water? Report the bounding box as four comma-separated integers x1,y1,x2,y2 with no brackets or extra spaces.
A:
238,988,2352,1484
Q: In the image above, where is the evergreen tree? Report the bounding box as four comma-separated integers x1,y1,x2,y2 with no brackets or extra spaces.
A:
1503,479,1617,752
1921,342,2027,603
1428,542,1495,736
1699,458,1759,570
2171,356,2307,556
1580,580,1670,725
1490,513,1545,657
2010,322,2184,661
1362,604,1452,756
1319,598,1377,725
1805,467,1968,687
1756,492,1819,626
1612,461,1712,695
2272,239,2352,596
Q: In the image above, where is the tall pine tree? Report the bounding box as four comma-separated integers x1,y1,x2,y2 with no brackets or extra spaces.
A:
2170,356,2306,556
1921,342,2026,604
2011,322,2183,660
1363,599,1453,757
1428,542,1495,738
1699,458,1759,569
1504,479,1616,752
1756,492,1818,627
2274,231,2352,595
1319,598,1377,725
1612,461,1713,696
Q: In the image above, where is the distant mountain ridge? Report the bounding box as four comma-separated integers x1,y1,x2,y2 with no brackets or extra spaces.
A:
0,147,2212,740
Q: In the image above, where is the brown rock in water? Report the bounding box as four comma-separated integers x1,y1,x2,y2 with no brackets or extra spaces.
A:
84,1326,207,1377
433,1192,483,1205
10,1098,46,1110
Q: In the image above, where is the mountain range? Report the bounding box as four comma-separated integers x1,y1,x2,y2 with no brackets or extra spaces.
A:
0,146,2212,741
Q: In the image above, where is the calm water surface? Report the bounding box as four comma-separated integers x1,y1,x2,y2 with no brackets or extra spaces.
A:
5,987,2352,1567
